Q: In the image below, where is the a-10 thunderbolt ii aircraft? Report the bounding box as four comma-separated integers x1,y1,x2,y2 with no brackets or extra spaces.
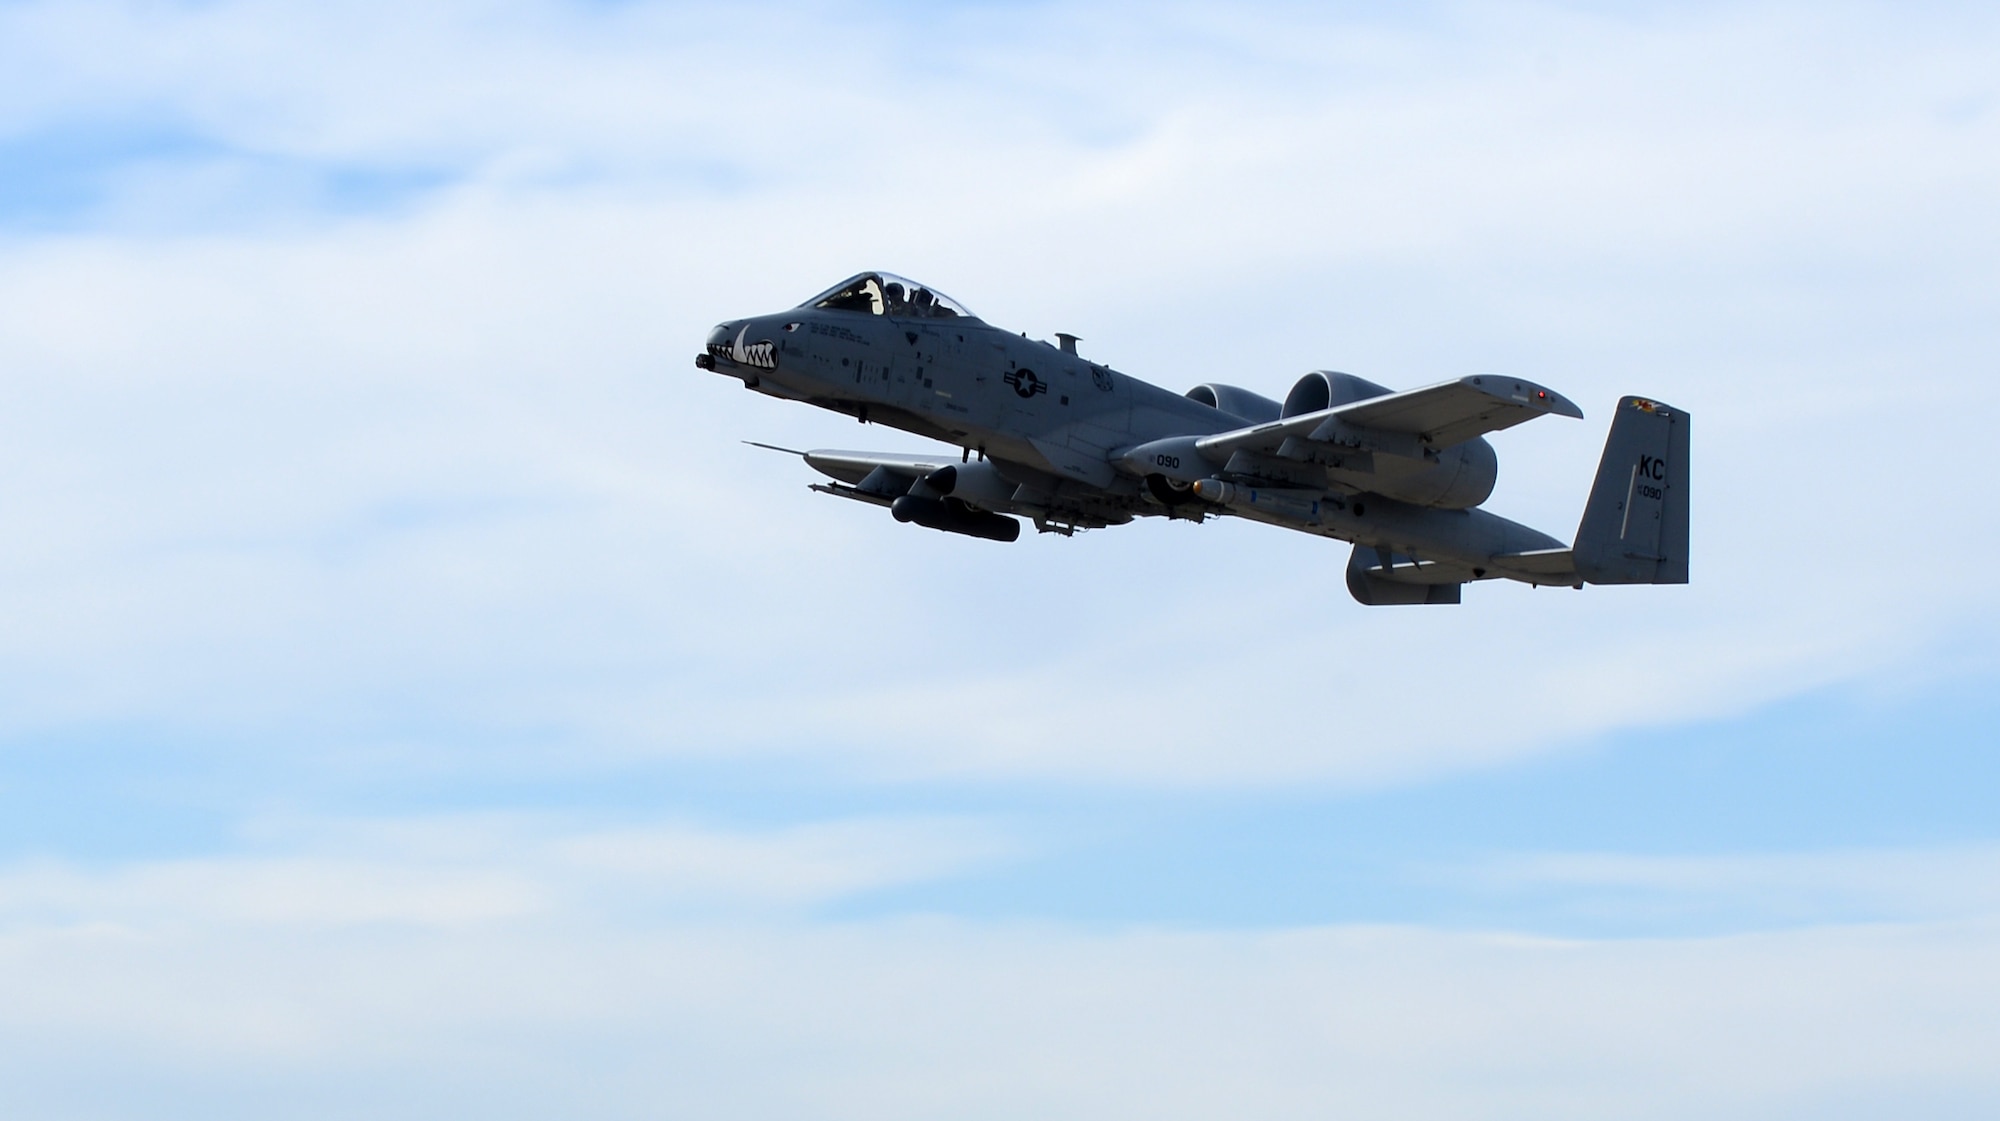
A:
694,271,1687,605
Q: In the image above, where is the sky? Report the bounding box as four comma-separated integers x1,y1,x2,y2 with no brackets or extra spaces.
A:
1,0,1997,1117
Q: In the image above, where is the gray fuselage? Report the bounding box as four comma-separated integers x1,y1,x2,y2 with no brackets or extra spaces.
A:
698,271,1566,569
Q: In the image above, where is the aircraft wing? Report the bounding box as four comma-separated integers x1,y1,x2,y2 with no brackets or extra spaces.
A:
1196,375,1582,463
756,444,1037,513
795,448,960,486
740,445,962,507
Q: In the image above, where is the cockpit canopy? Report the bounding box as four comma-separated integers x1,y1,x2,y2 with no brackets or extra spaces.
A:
801,272,977,320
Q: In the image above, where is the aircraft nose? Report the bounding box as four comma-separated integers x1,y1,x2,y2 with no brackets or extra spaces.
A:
697,318,779,371
699,321,741,369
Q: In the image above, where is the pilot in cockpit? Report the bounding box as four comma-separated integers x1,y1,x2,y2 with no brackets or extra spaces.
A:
806,273,967,319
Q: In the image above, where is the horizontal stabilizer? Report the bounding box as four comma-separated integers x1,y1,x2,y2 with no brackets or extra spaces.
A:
1488,547,1576,575
1485,547,1581,586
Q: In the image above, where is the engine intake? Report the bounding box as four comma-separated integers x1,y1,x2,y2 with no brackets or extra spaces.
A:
1184,383,1282,423
1281,371,1394,418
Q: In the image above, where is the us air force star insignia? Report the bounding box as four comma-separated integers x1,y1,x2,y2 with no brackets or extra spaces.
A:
1004,368,1047,399
1091,366,1114,391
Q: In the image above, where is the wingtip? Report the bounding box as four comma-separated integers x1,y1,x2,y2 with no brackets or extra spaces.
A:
1521,382,1583,419
1462,374,1583,419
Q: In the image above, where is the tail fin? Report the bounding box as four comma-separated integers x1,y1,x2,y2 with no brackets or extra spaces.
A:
1573,396,1689,585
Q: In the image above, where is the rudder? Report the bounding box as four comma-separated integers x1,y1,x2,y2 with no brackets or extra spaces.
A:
1573,396,1689,585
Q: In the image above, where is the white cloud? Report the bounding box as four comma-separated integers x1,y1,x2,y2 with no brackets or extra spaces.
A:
0,813,1014,928
2,878,1997,1117
4,823,2000,1117
1467,845,2000,927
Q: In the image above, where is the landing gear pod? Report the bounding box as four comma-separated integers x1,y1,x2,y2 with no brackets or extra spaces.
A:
1345,545,1463,605
890,495,1022,542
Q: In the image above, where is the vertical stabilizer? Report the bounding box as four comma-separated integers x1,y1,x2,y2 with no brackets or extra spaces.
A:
1573,397,1689,584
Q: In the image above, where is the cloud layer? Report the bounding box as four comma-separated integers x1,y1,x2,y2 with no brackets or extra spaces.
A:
4,817,1999,1119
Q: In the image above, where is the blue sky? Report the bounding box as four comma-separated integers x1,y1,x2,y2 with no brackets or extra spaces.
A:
1,2,1997,1118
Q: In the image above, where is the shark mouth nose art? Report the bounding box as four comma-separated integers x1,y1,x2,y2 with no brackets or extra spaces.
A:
708,325,777,369
737,340,776,367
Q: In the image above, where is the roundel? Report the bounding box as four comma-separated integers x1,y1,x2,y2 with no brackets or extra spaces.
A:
1005,368,1046,399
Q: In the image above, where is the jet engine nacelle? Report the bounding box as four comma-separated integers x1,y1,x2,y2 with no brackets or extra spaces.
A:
1380,436,1499,509
1185,383,1282,423
1281,370,1395,417
920,461,1018,509
1283,370,1498,509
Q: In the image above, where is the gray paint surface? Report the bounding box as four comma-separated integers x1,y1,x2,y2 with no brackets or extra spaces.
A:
695,271,1689,604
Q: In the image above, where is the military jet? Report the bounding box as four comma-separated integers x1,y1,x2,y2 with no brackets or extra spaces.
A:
694,271,1687,605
